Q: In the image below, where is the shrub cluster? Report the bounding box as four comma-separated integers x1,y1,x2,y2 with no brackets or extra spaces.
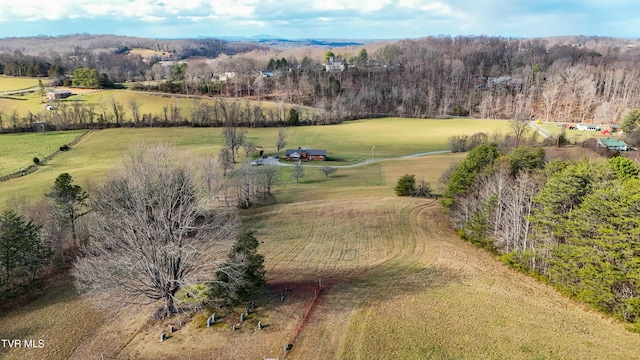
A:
395,174,433,198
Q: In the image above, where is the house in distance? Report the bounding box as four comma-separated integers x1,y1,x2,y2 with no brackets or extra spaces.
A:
285,148,327,161
597,138,628,151
46,89,72,100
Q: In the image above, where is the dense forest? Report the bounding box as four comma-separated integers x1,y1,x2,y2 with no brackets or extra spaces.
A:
441,141,640,331
2,35,640,132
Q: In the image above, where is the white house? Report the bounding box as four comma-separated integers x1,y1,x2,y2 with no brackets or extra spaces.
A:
218,72,236,81
325,57,346,72
576,123,600,131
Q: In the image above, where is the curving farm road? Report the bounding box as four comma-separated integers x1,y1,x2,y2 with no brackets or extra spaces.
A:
260,149,452,168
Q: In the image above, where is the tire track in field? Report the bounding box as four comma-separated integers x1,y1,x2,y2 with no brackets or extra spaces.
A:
259,198,414,282
292,199,457,359
253,197,464,359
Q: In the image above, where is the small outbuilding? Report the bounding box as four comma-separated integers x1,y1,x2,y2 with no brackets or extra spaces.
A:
46,90,72,100
285,148,326,161
598,138,628,151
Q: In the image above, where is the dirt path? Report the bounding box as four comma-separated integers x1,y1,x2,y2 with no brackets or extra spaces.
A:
264,149,452,168
528,120,552,138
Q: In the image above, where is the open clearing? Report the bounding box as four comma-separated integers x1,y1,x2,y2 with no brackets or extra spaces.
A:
0,118,505,206
0,130,85,177
2,118,639,359
0,76,41,92
537,122,625,143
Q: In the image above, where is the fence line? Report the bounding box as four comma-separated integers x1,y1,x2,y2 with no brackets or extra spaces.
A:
0,130,91,182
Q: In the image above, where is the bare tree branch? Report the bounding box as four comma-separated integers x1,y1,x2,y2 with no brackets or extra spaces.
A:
73,145,240,319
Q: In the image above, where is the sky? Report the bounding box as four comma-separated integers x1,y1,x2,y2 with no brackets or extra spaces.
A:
0,0,638,40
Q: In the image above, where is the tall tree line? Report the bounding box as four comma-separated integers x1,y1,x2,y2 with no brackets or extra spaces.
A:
0,97,337,133
4,35,640,130
443,144,640,331
144,36,640,124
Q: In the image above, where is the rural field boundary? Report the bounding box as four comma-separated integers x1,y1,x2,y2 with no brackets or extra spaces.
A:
0,86,39,96
0,130,91,182
291,281,323,344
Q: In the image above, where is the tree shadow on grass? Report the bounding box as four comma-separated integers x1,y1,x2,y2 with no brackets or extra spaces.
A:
263,262,466,319
323,174,348,179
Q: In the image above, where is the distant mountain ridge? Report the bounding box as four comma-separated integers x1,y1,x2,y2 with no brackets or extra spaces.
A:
0,33,638,56
210,34,372,48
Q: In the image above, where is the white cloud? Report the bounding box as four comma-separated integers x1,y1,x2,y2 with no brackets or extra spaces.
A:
420,2,451,14
0,0,244,21
310,0,393,12
0,0,639,39
210,0,258,16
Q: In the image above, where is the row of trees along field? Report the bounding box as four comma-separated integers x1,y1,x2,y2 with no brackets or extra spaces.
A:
442,142,640,331
1,145,268,319
3,36,640,129
0,96,322,133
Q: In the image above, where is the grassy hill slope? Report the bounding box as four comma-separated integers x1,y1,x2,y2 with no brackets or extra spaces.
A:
4,197,640,359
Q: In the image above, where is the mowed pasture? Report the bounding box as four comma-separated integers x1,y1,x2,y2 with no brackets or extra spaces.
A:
3,198,640,359
0,75,41,92
3,118,640,359
0,130,85,177
0,118,505,206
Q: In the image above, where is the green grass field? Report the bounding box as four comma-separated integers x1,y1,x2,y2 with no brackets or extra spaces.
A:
0,118,508,206
0,75,41,92
285,118,510,161
0,88,315,125
3,118,639,360
0,130,85,177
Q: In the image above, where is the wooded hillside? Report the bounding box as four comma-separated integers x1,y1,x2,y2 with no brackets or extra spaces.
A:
443,144,640,331
2,35,640,129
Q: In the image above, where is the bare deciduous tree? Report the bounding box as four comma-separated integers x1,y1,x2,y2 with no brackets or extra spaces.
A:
242,142,257,157
319,166,337,178
128,99,140,127
510,118,530,148
73,145,240,319
219,147,234,176
412,178,433,198
222,122,246,162
108,97,124,126
233,161,258,209
257,165,281,199
542,75,563,122
276,127,287,152
291,160,305,183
